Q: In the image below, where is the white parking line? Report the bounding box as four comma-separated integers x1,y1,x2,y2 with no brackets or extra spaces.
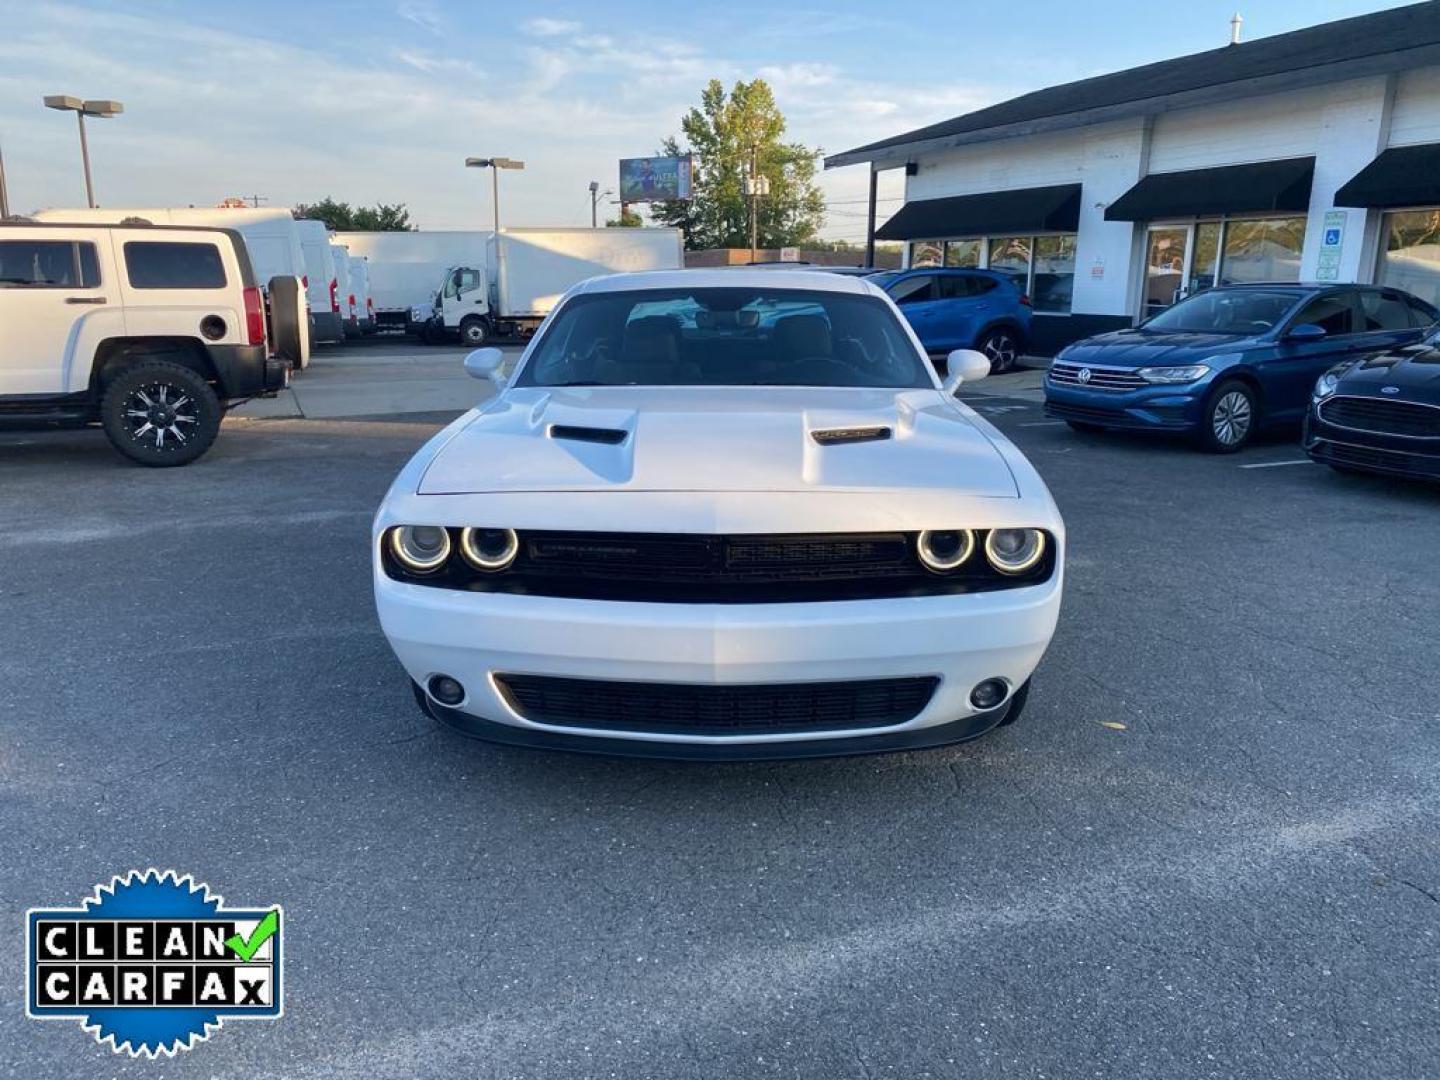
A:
1239,459,1315,469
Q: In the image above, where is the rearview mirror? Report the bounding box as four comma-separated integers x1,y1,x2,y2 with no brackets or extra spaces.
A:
464,346,506,385
1286,322,1327,342
942,349,990,395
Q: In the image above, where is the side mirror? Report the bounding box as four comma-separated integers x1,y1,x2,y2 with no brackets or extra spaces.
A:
1286,322,1327,342
464,346,506,385
942,348,990,395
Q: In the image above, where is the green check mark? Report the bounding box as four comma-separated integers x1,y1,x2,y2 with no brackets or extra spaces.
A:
225,909,279,962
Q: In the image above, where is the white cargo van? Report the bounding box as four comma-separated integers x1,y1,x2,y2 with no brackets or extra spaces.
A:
348,254,374,334
33,207,313,368
296,219,342,344
332,246,356,338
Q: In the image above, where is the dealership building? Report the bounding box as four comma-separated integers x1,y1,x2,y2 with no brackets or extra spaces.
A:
828,1,1440,353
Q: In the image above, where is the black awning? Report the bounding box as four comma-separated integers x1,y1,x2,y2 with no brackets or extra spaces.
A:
1104,158,1314,221
875,184,1081,241
1336,144,1440,208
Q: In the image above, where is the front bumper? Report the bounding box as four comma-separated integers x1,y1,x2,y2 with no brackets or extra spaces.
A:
1304,412,1440,481
1043,379,1205,431
375,572,1062,754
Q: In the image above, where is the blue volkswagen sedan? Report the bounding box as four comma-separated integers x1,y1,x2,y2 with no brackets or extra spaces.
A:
1043,284,1437,451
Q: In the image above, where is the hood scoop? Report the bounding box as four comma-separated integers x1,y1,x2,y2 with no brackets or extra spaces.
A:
811,426,892,446
549,424,629,445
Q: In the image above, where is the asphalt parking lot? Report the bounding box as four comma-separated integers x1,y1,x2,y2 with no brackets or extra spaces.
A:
2,364,1438,1079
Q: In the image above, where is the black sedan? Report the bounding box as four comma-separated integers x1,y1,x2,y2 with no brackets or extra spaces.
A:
1305,334,1440,481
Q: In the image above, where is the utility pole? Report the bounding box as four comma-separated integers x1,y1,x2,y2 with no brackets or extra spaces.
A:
246,194,269,208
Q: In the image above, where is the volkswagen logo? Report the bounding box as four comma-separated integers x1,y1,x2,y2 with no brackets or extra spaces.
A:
1381,385,1401,395
1078,368,1093,384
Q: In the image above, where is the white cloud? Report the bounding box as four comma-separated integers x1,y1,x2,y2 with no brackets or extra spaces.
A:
521,17,582,38
396,0,444,36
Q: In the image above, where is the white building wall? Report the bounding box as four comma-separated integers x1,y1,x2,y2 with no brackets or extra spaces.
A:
895,65,1440,326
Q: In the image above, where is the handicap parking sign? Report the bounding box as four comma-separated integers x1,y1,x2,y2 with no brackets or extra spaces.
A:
1324,228,1342,246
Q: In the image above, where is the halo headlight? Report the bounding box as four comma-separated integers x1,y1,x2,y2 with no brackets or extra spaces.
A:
916,529,975,572
389,525,451,573
459,527,519,571
984,529,1046,575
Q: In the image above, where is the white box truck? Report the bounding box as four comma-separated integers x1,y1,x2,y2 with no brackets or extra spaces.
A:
332,230,491,331
428,227,684,344
34,206,313,369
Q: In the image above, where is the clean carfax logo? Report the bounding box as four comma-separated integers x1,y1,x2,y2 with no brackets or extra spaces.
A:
25,869,283,1057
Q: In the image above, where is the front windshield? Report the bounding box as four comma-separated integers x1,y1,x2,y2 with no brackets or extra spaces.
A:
1143,288,1299,334
516,287,933,389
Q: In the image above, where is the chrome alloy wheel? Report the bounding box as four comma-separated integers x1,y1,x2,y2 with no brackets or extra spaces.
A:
1211,389,1253,447
983,331,1018,372
123,382,200,450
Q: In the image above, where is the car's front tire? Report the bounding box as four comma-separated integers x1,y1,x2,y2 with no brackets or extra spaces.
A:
100,360,222,467
1196,379,1258,453
978,327,1021,374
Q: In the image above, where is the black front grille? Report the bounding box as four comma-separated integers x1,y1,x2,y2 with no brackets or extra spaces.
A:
1318,396,1440,438
1309,438,1440,479
383,529,1057,603
1043,401,1125,423
496,674,939,734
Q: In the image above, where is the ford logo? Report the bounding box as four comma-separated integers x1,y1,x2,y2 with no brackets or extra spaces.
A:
1078,368,1093,384
1381,385,1401,394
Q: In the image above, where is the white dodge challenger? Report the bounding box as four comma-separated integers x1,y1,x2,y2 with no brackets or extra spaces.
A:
373,270,1063,758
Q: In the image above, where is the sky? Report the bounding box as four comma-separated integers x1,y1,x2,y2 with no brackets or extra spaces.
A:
0,0,1420,244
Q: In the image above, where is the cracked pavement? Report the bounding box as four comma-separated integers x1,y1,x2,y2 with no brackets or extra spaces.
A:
1,393,1437,1079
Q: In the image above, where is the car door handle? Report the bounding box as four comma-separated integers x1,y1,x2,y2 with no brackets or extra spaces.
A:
65,296,106,305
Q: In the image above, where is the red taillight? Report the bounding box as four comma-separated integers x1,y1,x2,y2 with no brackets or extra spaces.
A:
243,286,265,346
367,297,374,314
1020,294,1032,307
329,277,339,313
302,274,309,289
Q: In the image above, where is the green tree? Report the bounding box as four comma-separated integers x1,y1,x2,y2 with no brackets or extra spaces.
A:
649,79,825,251
607,207,643,228
293,198,413,231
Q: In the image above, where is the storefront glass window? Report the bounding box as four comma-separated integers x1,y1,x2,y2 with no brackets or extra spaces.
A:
1032,235,1075,313
1191,222,1221,293
988,236,1032,294
943,240,982,267
1378,209,1440,307
910,241,943,268
1218,217,1305,284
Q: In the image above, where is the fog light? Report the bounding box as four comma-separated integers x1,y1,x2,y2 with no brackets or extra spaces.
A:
969,678,1008,710
427,675,465,706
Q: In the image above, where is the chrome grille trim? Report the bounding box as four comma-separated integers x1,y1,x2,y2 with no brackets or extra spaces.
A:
1047,361,1148,391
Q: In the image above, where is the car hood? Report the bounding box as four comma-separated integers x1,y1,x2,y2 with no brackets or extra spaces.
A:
418,386,1019,498
1337,343,1440,397
1058,329,1249,367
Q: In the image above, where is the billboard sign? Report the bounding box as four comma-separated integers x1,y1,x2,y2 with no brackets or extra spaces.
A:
619,156,693,203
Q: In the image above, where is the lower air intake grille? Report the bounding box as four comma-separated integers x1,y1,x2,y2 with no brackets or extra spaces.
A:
495,674,939,735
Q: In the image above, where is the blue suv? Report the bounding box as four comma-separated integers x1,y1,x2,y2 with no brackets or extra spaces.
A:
867,268,1032,373
1043,284,1438,452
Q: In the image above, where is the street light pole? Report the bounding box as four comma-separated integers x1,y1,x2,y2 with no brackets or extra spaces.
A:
465,156,525,327
75,111,93,208
0,138,10,220
43,96,123,208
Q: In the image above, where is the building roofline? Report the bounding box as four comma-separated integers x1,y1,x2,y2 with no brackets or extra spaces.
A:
826,3,1440,169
